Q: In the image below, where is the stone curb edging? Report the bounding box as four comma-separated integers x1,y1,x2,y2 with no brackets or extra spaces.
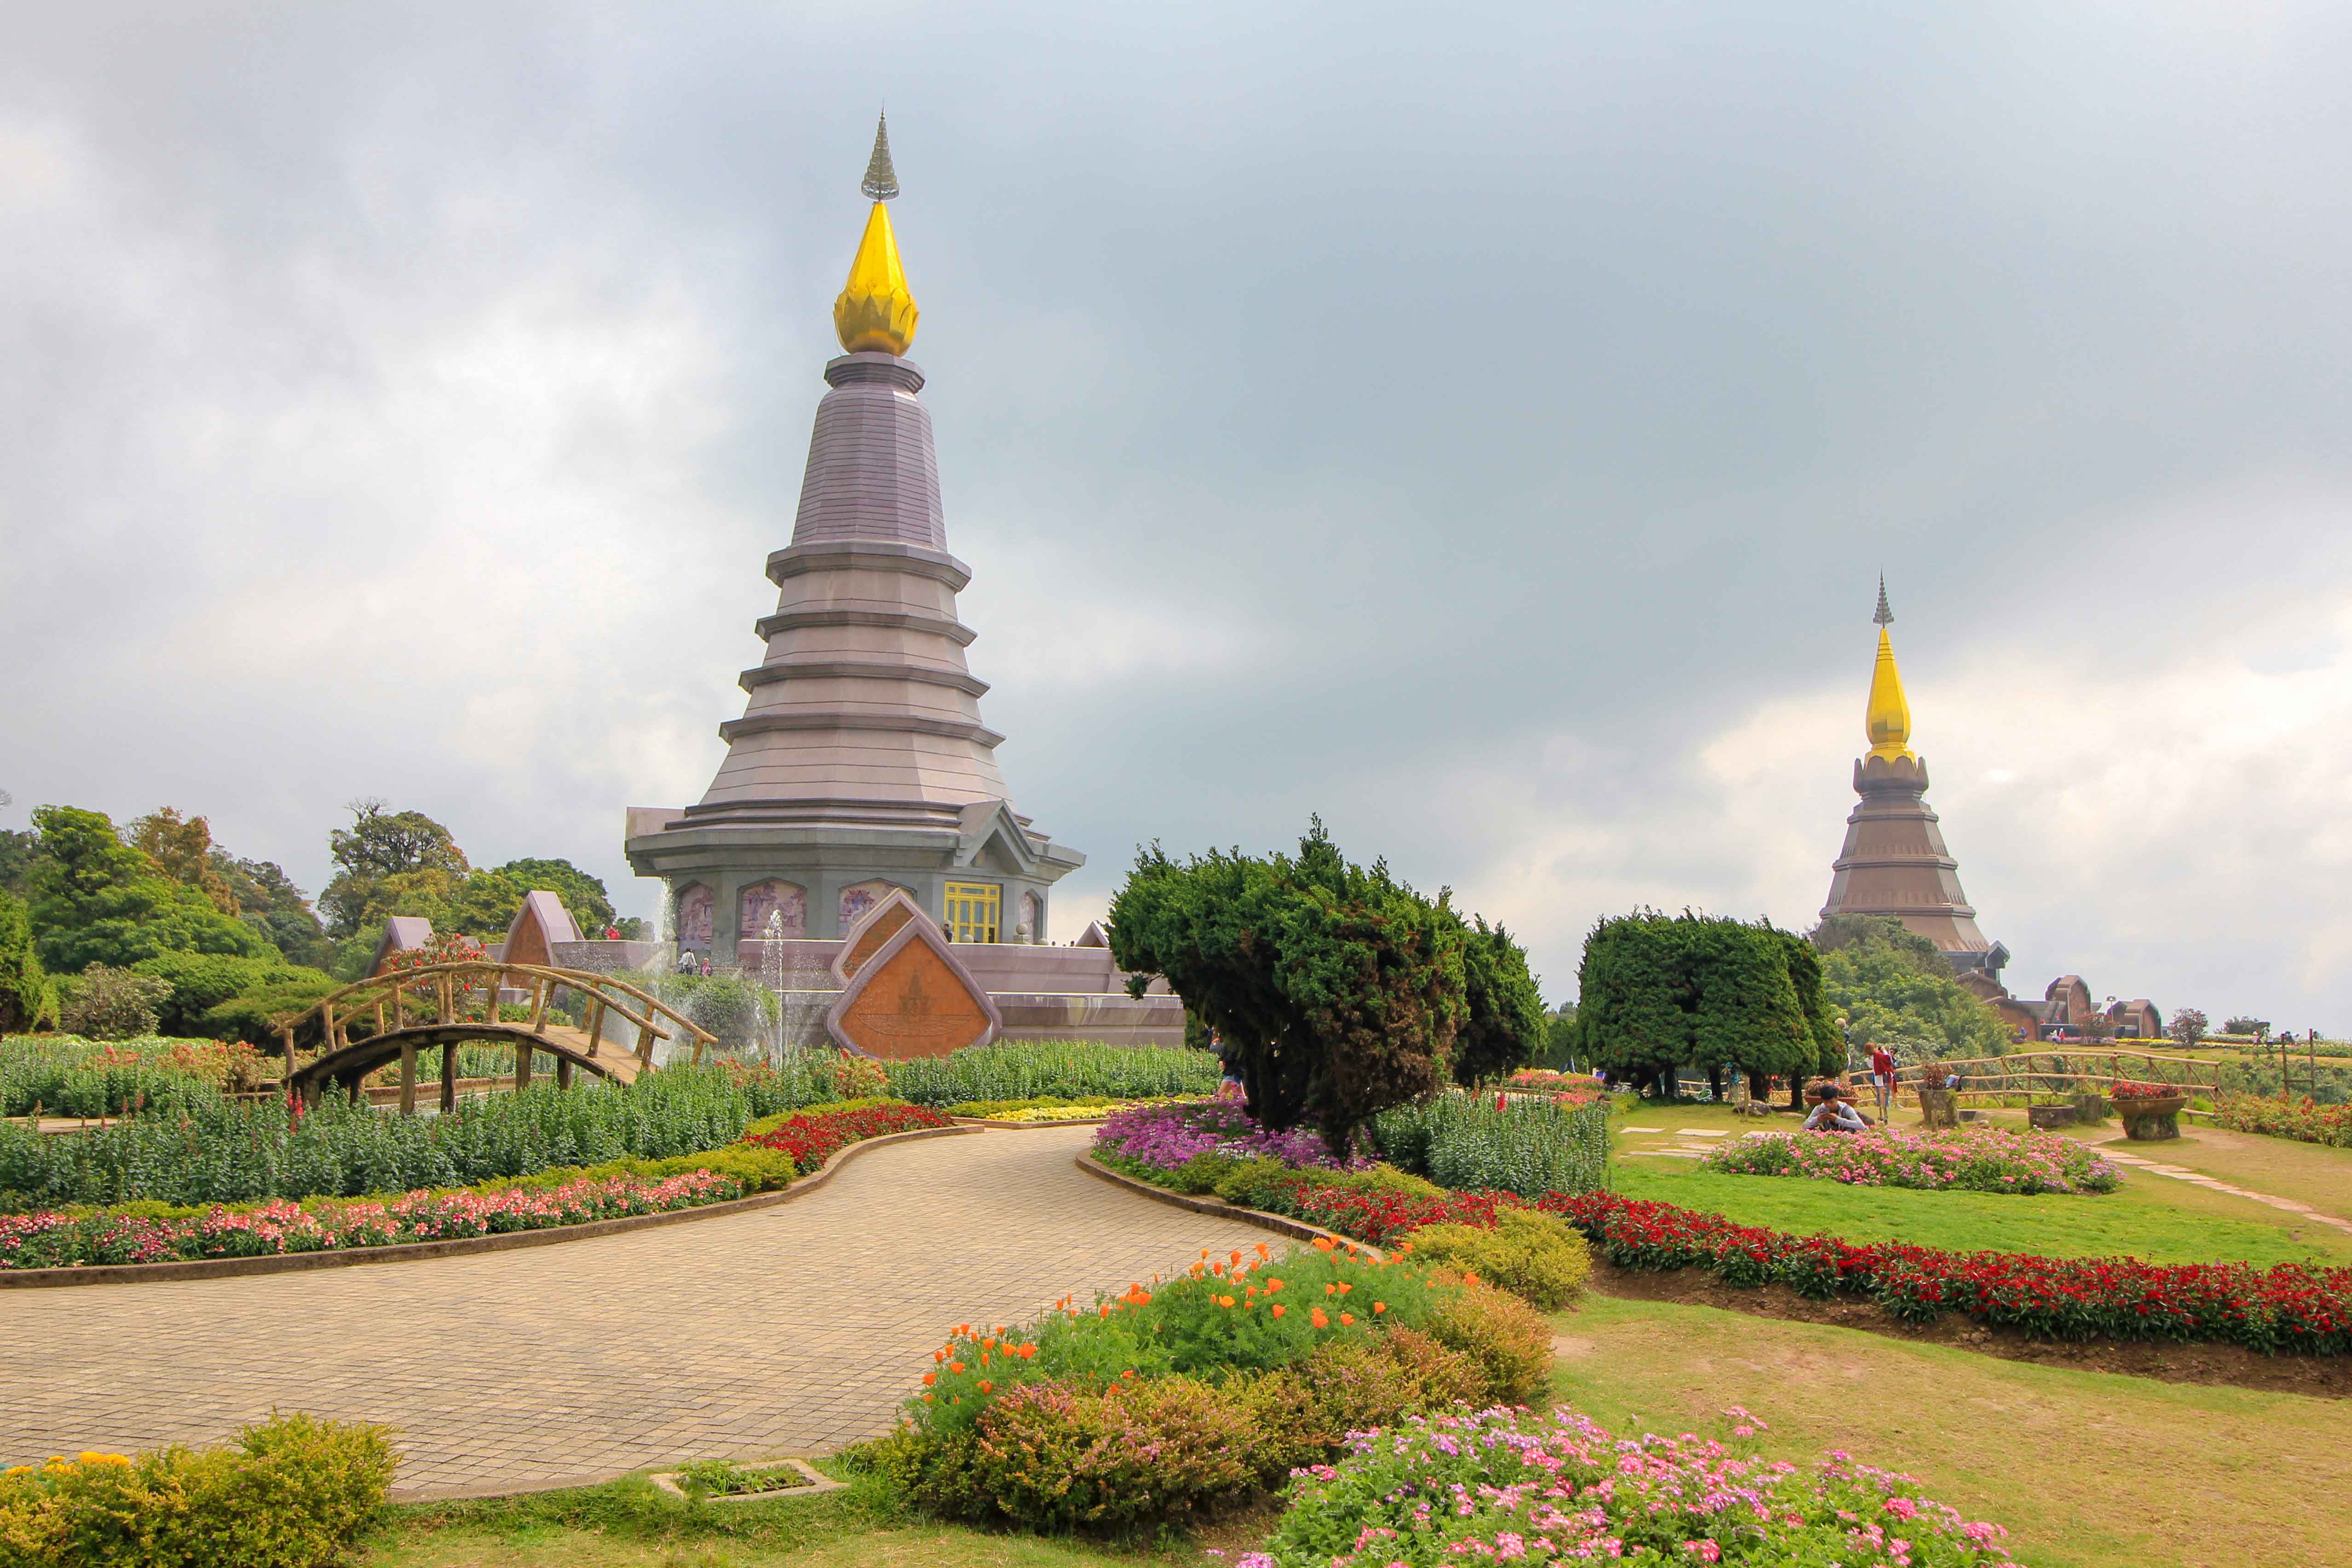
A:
0,1124,984,1291
1073,1152,1387,1259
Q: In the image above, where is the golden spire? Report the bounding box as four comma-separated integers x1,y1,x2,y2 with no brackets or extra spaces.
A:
833,112,918,356
1865,574,1913,760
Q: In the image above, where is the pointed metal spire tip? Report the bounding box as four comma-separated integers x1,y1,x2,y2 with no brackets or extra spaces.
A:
1873,573,1893,627
860,111,899,202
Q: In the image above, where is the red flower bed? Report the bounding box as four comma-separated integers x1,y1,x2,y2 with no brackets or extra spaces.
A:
1531,1190,2352,1356
1270,1176,1522,1246
740,1101,955,1172
1249,1172,2352,1355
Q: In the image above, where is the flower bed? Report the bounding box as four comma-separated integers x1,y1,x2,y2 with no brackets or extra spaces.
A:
1539,1189,2352,1355
740,1099,957,1168
1093,1100,1359,1172
858,1236,1554,1533
1700,1125,2120,1195
1501,1068,1612,1109
0,1170,744,1270
2110,1078,2191,1101
2212,1093,2352,1149
1250,1404,2015,1568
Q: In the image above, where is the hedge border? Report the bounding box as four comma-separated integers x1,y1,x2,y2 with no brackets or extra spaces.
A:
0,1124,983,1289
1074,1151,1386,1257
949,1113,1114,1130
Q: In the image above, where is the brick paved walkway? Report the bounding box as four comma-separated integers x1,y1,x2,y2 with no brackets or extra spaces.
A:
0,1126,1264,1498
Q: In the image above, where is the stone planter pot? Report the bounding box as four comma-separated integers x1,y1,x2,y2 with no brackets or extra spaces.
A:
2027,1104,2077,1130
2117,1095,2187,1141
1917,1087,1960,1130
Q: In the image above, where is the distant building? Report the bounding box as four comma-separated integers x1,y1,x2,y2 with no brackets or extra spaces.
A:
1817,582,2157,1044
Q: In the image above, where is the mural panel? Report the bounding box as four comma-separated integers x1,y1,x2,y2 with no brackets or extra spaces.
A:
674,882,714,950
739,879,807,941
839,879,905,932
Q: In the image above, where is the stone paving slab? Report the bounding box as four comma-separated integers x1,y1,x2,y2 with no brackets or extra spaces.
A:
0,1126,1267,1497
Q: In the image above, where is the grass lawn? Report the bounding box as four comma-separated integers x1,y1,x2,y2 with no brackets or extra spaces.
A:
1611,1102,2352,1265
1551,1293,2352,1568
357,1471,1185,1568
2061,1119,2352,1225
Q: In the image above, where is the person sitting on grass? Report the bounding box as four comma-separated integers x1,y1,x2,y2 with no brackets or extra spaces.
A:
1803,1086,1869,1133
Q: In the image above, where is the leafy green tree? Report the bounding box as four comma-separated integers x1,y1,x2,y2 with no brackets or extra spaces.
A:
24,807,268,973
494,858,617,934
127,808,241,915
217,855,334,968
1573,912,1830,1100
0,890,59,1032
1808,914,2007,1062
0,828,43,899
319,800,470,939
1108,820,1467,1153
1449,915,1546,1086
435,867,530,936
2168,1008,2209,1049
1539,1003,1580,1069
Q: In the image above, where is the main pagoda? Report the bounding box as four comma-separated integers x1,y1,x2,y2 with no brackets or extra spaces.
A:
1819,580,2007,983
625,116,1084,963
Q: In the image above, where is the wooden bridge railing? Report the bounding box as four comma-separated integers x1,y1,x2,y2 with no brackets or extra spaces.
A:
270,961,719,1107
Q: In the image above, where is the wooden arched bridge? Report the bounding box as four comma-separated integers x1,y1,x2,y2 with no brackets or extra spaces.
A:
272,962,718,1112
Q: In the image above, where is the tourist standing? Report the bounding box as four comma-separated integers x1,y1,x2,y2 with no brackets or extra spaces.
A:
1869,1042,1896,1122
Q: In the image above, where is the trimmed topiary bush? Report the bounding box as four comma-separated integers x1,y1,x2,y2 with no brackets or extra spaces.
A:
129,951,329,1038
1414,1273,1555,1403
1404,1207,1592,1309
0,1410,395,1566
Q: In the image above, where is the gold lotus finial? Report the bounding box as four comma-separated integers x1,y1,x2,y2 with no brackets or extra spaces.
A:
1865,578,1913,760
834,112,917,355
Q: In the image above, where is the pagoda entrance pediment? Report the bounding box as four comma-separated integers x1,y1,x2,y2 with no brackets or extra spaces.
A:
826,898,1000,1059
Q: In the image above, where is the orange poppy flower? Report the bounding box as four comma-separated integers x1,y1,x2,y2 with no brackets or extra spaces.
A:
979,1380,993,1393
922,1372,937,1386
1271,1304,1286,1319
1340,1313,1355,1326
1310,1308,1329,1328
1373,1301,1387,1314
949,1361,965,1373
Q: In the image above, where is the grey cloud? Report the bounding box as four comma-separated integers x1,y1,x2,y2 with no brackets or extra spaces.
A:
3,2,2350,1017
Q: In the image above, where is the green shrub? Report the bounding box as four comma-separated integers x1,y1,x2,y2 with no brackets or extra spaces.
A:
943,1095,1121,1117
0,1063,764,1207
942,1374,1256,1531
1406,1208,1591,1309
1210,1156,1298,1209
1372,1091,1610,1198
199,973,343,1049
1309,1163,1450,1200
0,1410,394,1567
1242,1328,1484,1477
55,966,172,1041
0,894,58,1034
1164,1151,1241,1195
128,952,327,1037
1418,1275,1554,1403
882,1039,1220,1107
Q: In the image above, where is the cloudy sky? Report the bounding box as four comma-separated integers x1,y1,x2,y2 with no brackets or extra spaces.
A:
3,3,2349,1025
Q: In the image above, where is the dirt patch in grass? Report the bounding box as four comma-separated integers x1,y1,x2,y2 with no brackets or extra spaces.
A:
1589,1258,2352,1399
